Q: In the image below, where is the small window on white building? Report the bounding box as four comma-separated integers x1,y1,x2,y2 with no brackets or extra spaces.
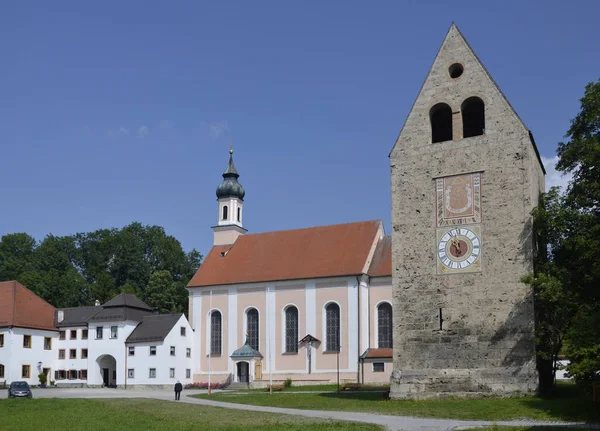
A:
149,368,156,379
79,369,87,380
22,365,30,378
186,369,191,379
58,349,65,359
128,346,135,356
68,369,77,379
82,329,88,340
150,346,157,356
0,333,4,347
170,346,175,356
44,337,52,350
0,364,4,378
82,349,88,359
186,348,191,358
70,349,77,359
110,326,118,339
373,362,385,373
96,327,103,340
70,329,77,339
59,331,66,340
23,335,31,348
180,327,186,336
128,369,135,379
170,368,175,378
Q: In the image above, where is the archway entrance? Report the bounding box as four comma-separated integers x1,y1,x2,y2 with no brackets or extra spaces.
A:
96,355,117,388
237,361,249,383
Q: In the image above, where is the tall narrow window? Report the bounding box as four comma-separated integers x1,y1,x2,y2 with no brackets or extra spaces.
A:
237,207,241,222
222,205,228,220
325,303,340,352
285,306,299,353
0,364,4,378
377,302,393,348
210,310,222,355
462,97,485,138
247,308,259,351
430,103,453,143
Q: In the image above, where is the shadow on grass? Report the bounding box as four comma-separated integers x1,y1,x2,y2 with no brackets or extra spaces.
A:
316,383,600,423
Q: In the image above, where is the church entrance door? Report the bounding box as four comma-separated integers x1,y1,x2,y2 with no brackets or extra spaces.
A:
237,361,249,383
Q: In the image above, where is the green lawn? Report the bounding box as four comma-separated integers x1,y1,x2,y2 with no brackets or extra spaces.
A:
196,383,600,423
0,398,382,431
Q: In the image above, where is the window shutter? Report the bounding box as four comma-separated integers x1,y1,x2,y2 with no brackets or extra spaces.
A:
78,370,82,379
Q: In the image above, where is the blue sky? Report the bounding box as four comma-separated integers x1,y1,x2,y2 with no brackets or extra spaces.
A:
2,1,599,255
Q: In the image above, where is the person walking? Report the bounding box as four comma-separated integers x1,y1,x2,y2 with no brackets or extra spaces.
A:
174,381,183,400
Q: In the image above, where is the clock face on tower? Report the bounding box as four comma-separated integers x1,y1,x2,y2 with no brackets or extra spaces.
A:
436,226,482,274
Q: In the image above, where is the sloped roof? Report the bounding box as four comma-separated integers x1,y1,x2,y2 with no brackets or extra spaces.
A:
0,281,57,331
230,341,262,358
188,220,382,287
102,293,153,310
126,313,182,343
368,236,391,277
360,348,393,359
88,306,152,323
55,306,101,327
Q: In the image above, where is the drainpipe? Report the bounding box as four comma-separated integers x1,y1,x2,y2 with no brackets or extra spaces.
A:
124,344,128,389
356,276,361,384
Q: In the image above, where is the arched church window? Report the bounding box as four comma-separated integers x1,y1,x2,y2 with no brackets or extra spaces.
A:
237,207,241,222
462,97,485,138
210,310,222,355
247,308,259,351
285,306,298,353
222,205,228,220
377,302,393,348
430,103,453,143
325,303,340,352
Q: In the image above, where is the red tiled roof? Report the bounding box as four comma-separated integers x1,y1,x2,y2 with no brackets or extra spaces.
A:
0,281,57,331
368,236,391,277
188,221,383,287
361,348,393,359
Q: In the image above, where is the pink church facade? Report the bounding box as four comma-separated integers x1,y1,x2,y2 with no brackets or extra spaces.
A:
187,152,393,386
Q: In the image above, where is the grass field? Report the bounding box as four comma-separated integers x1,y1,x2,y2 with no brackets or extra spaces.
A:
0,398,382,431
195,383,600,423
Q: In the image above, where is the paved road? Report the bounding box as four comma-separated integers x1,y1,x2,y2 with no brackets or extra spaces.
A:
26,388,597,431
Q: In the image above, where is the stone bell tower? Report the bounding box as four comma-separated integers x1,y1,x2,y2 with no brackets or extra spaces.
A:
389,24,545,399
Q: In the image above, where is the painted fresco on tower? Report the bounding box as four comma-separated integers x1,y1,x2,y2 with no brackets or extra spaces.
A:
436,173,481,227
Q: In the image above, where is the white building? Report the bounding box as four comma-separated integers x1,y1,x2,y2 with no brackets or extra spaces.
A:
0,281,193,388
0,281,58,387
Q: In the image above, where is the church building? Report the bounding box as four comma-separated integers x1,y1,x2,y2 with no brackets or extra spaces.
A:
187,23,545,394
187,150,393,385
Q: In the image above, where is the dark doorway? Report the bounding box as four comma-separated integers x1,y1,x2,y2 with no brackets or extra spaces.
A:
430,103,453,143
237,361,249,383
102,368,109,386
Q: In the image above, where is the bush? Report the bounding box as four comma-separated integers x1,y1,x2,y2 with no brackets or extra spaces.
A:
184,382,228,390
283,378,292,389
38,373,47,386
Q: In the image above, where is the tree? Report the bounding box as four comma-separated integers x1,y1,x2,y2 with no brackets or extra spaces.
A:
529,79,600,384
0,222,202,313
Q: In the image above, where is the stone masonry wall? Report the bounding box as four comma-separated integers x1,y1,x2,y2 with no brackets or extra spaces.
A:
389,25,544,399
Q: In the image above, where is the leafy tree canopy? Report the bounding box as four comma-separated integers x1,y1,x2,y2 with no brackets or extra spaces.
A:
527,79,600,385
0,222,202,313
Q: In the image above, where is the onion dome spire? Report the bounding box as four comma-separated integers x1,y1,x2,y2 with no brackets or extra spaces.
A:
216,149,245,200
